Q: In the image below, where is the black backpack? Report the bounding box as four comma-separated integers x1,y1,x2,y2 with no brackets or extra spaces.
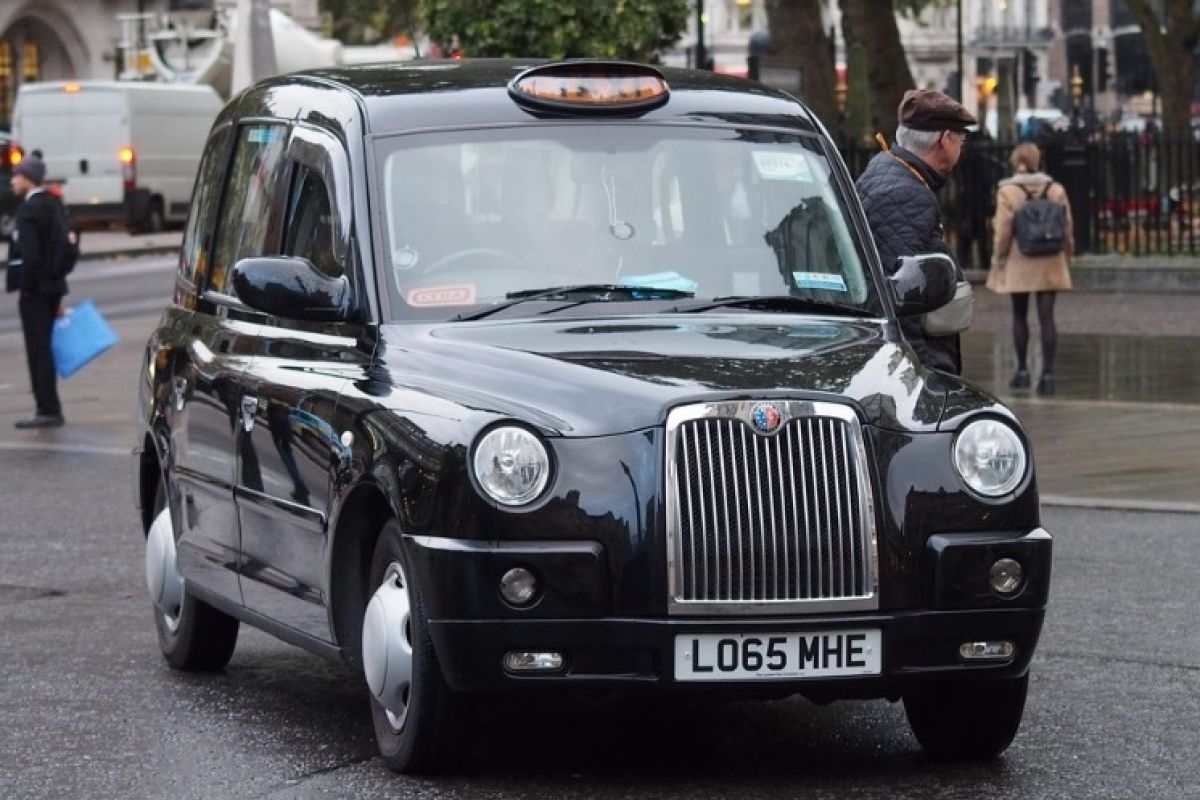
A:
50,195,80,276
1012,182,1067,257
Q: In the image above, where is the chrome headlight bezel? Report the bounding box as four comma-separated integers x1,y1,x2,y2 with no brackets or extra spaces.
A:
952,417,1029,498
470,424,553,507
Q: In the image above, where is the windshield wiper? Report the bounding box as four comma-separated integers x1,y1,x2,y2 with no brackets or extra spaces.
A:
667,295,875,318
456,284,694,322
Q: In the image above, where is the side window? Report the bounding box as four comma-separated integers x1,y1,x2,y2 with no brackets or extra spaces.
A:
282,165,340,277
209,123,289,294
177,127,231,301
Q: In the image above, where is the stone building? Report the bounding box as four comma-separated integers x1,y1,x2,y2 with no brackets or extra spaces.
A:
0,0,319,127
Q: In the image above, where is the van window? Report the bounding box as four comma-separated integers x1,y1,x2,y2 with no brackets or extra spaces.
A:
177,127,232,302
282,165,340,278
210,124,289,294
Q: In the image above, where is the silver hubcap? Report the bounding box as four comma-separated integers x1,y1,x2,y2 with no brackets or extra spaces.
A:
145,507,185,632
362,560,414,732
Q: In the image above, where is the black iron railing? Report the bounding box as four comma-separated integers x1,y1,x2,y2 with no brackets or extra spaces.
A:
839,133,1200,264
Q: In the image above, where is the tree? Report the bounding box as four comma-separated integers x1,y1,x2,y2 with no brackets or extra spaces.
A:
320,0,419,46
417,0,689,61
764,1,837,129
1124,0,1199,139
840,0,915,138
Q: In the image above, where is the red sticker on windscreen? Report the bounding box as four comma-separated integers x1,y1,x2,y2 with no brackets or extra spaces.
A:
407,284,477,306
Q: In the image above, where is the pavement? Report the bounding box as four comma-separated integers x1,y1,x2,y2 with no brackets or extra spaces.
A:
2,235,1197,513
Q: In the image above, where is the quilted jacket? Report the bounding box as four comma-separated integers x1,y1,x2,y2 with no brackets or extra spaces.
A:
856,146,961,374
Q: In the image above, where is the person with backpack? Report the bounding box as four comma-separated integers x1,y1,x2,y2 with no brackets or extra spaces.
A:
8,152,71,428
986,142,1074,396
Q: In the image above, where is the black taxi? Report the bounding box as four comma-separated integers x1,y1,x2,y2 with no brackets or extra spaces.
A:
134,60,1051,772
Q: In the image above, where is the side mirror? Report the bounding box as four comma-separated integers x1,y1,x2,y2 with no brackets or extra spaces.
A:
231,256,352,322
887,253,956,317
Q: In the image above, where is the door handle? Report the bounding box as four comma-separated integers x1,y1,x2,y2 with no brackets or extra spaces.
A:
240,396,259,433
171,377,188,412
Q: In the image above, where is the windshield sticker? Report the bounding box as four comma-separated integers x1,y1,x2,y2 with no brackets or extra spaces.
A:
407,284,477,306
620,271,699,294
793,272,847,292
246,127,282,144
752,151,813,182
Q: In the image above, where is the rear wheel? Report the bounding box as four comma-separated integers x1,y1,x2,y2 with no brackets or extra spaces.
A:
903,674,1029,759
362,520,466,773
147,478,239,671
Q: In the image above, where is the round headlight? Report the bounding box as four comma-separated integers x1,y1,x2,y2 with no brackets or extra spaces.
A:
472,426,551,506
953,419,1027,497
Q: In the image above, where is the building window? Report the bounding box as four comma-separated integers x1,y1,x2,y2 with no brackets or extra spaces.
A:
725,0,755,33
0,42,12,127
22,41,38,82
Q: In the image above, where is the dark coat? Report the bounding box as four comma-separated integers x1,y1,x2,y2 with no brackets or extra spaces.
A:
11,190,69,296
855,146,961,374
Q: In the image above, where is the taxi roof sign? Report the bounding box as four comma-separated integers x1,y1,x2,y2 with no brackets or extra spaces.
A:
509,62,669,115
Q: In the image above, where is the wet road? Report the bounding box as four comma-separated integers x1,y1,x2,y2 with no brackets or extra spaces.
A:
1,255,1198,797
2,454,1197,799
0,254,176,337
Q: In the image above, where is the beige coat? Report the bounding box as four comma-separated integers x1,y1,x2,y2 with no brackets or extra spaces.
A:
986,172,1074,294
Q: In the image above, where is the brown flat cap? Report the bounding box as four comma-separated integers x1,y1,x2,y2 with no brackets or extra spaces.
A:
898,89,977,132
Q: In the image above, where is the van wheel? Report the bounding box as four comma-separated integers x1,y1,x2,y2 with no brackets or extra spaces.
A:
361,520,466,773
143,199,165,234
147,478,239,671
903,674,1029,759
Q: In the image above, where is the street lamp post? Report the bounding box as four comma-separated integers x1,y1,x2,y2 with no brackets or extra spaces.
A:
695,0,707,71
955,0,963,101
1069,64,1084,129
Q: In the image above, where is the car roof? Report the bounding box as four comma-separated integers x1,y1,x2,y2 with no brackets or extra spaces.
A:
266,59,821,136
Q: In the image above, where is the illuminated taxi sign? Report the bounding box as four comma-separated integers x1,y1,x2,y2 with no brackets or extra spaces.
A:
509,62,669,114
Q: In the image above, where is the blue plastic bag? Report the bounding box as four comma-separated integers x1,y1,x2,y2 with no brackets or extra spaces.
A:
52,299,119,379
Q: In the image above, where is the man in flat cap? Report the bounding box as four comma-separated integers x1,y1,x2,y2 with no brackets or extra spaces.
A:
856,89,976,374
9,152,69,428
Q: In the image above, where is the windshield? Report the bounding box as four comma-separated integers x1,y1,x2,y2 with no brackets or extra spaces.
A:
375,125,880,321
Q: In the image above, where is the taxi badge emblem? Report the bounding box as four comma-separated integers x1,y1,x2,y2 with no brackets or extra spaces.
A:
750,402,783,434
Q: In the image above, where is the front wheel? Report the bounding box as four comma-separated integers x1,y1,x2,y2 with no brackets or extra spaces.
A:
903,674,1029,759
362,520,466,773
147,478,239,671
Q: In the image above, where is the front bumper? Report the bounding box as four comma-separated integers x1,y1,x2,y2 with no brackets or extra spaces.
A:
408,528,1052,695
429,607,1045,695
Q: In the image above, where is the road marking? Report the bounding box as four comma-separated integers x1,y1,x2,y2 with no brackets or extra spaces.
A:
1042,494,1200,515
69,256,176,284
0,439,129,457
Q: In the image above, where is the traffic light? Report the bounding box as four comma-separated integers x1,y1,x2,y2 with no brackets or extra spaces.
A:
1098,47,1112,91
1022,48,1040,99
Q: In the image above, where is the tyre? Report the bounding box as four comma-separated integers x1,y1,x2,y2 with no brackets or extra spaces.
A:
903,674,1029,759
362,520,466,773
148,478,239,671
133,199,164,235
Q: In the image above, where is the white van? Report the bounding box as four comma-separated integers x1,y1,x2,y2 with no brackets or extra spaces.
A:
12,81,222,232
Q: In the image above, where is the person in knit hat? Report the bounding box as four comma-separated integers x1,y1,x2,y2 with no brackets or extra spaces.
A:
9,150,69,428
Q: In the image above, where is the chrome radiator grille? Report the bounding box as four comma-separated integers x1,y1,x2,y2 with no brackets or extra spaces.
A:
666,401,878,615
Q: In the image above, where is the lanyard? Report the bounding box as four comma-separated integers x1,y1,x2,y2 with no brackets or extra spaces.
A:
888,151,930,190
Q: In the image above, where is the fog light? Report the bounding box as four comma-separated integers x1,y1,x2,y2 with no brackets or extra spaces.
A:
504,651,564,672
959,640,1016,661
989,557,1024,596
500,567,539,606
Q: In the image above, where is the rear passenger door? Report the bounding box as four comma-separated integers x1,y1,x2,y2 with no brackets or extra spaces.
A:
236,126,359,641
170,122,289,603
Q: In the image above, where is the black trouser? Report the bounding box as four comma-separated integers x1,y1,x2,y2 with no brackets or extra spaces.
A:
18,291,63,417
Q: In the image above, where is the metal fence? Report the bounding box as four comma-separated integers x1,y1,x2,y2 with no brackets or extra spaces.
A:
839,134,1200,264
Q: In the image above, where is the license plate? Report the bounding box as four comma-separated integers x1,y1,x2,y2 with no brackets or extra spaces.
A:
674,629,882,681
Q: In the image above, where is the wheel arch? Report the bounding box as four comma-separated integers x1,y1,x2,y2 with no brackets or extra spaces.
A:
328,479,396,671
138,430,166,535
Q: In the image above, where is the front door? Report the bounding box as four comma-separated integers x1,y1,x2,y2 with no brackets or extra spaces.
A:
236,131,362,641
